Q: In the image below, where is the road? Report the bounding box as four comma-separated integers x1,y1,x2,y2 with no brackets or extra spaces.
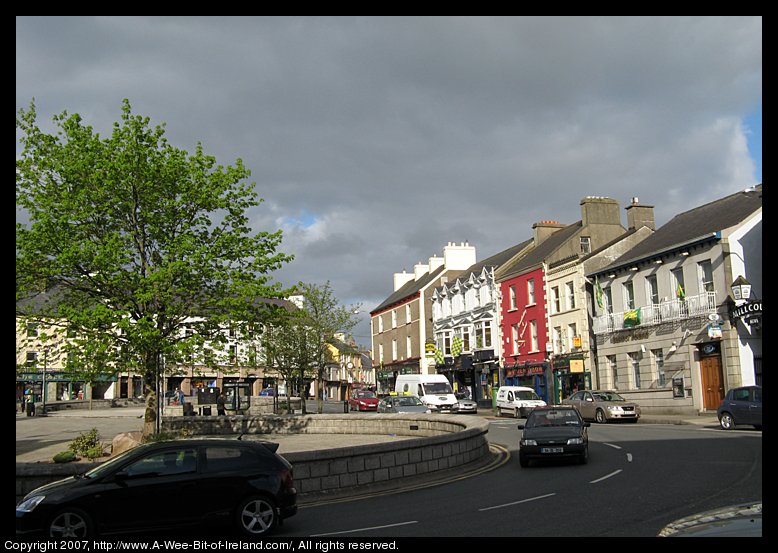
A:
274,419,762,537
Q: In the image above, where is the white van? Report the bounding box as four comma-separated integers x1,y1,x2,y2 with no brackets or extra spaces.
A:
496,386,546,418
394,374,459,413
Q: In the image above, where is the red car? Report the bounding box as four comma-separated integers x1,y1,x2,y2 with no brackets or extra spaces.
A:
349,390,379,411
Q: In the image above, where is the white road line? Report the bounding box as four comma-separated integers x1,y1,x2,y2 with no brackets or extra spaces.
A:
626,453,632,462
479,493,556,511
311,520,419,536
602,442,622,449
590,469,622,484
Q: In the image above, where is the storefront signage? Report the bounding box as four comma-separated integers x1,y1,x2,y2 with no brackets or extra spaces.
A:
570,359,584,373
730,300,762,324
707,324,722,339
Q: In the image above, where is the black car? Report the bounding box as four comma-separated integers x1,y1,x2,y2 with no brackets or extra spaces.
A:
16,438,297,538
717,385,762,430
517,406,590,467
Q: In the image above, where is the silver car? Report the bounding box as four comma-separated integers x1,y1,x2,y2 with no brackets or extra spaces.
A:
455,392,478,414
377,395,431,414
562,390,640,423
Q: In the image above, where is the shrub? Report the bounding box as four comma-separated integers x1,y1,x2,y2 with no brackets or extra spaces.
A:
68,428,102,457
141,427,193,443
53,451,77,463
84,445,106,459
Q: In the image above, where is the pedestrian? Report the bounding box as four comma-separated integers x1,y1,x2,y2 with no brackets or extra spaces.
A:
217,391,226,416
176,387,186,406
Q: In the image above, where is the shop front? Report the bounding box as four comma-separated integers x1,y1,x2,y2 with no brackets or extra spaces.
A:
552,354,590,404
502,361,550,403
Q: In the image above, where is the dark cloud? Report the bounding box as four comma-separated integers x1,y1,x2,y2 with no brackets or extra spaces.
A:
17,16,762,348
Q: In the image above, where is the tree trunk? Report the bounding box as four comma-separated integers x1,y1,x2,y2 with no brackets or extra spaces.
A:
142,353,159,437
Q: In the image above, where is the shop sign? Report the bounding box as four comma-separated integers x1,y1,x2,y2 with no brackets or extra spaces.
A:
570,359,584,373
707,324,722,339
730,300,762,323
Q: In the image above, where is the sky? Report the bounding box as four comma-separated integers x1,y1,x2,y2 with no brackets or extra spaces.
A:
16,16,762,350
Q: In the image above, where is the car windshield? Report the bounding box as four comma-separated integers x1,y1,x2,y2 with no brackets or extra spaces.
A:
516,390,540,400
527,410,581,427
423,382,453,394
397,397,423,406
356,391,376,398
593,392,625,401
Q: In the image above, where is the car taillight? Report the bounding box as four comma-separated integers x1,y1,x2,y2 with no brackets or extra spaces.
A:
280,467,294,490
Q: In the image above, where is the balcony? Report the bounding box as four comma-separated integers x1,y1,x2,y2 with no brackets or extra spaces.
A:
592,292,717,334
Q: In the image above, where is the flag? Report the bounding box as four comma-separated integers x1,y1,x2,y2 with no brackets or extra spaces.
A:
451,336,463,357
595,277,604,309
676,282,685,300
623,307,641,328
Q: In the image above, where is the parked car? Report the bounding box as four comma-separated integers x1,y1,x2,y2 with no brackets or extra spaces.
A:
517,406,590,467
455,392,478,414
562,389,641,423
717,385,762,430
377,395,431,414
348,390,379,411
16,439,297,538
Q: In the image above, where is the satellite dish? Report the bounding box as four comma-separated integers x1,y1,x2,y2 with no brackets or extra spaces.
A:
708,313,721,321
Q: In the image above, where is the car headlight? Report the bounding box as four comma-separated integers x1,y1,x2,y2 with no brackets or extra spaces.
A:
17,495,45,513
566,437,584,445
607,405,621,412
425,409,432,414
521,439,537,446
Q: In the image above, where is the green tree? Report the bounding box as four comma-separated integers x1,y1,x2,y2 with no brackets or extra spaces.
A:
16,99,293,435
294,282,360,414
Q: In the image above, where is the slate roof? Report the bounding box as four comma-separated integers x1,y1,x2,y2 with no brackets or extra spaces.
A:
594,184,762,274
436,238,534,292
371,264,445,314
496,221,582,281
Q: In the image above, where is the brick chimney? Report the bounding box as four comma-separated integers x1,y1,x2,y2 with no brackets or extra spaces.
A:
532,221,566,245
625,197,655,230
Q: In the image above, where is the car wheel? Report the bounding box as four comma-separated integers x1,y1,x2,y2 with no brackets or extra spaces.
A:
48,508,93,538
719,412,735,430
595,409,607,424
236,496,278,537
519,454,529,468
579,446,589,465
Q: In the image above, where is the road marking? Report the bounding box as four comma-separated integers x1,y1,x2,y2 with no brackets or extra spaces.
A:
626,453,632,462
479,493,556,511
590,469,622,483
603,442,622,449
311,520,419,536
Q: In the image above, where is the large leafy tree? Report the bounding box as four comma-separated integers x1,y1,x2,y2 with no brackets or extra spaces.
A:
16,99,293,435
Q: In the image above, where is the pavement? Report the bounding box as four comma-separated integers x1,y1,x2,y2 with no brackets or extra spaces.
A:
15,405,723,464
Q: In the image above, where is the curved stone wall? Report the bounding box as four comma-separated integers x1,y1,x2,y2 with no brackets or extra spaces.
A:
16,414,490,504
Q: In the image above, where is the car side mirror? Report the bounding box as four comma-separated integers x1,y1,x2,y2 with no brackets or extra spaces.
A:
586,397,593,402
517,424,524,430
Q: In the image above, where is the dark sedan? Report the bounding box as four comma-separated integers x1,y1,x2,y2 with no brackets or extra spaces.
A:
517,406,590,467
377,395,431,414
16,439,297,538
717,385,762,430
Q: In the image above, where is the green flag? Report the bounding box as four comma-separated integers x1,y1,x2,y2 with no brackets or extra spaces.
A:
623,307,641,328
676,282,685,300
595,277,604,309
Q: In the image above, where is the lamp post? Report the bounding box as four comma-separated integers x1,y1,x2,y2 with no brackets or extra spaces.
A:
731,275,753,304
41,346,49,416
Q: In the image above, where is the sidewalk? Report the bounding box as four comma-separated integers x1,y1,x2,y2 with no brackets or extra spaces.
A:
16,407,722,464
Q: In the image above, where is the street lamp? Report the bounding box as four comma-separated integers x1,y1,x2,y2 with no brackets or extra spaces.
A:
41,346,50,416
731,275,753,303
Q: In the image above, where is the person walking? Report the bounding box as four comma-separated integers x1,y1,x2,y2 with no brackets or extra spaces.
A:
217,391,227,416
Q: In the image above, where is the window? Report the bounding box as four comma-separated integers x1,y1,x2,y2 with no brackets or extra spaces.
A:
229,344,237,365
567,323,577,351
378,344,384,363
378,316,384,333
629,352,641,389
26,351,38,366
443,333,452,356
406,336,412,358
607,355,618,389
580,236,591,254
527,279,536,305
26,323,38,338
551,286,560,314
475,321,493,349
652,349,665,387
603,286,613,314
553,327,563,354
405,304,412,324
203,446,263,474
509,285,517,310
698,260,714,293
530,320,539,352
392,339,397,360
623,281,635,310
565,281,576,310
646,274,659,305
462,326,470,352
671,268,686,300
512,324,520,355
391,309,397,328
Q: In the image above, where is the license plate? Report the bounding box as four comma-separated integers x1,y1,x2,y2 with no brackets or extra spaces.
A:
541,447,564,454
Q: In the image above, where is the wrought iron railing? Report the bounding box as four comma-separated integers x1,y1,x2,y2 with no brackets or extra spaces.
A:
592,292,717,334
